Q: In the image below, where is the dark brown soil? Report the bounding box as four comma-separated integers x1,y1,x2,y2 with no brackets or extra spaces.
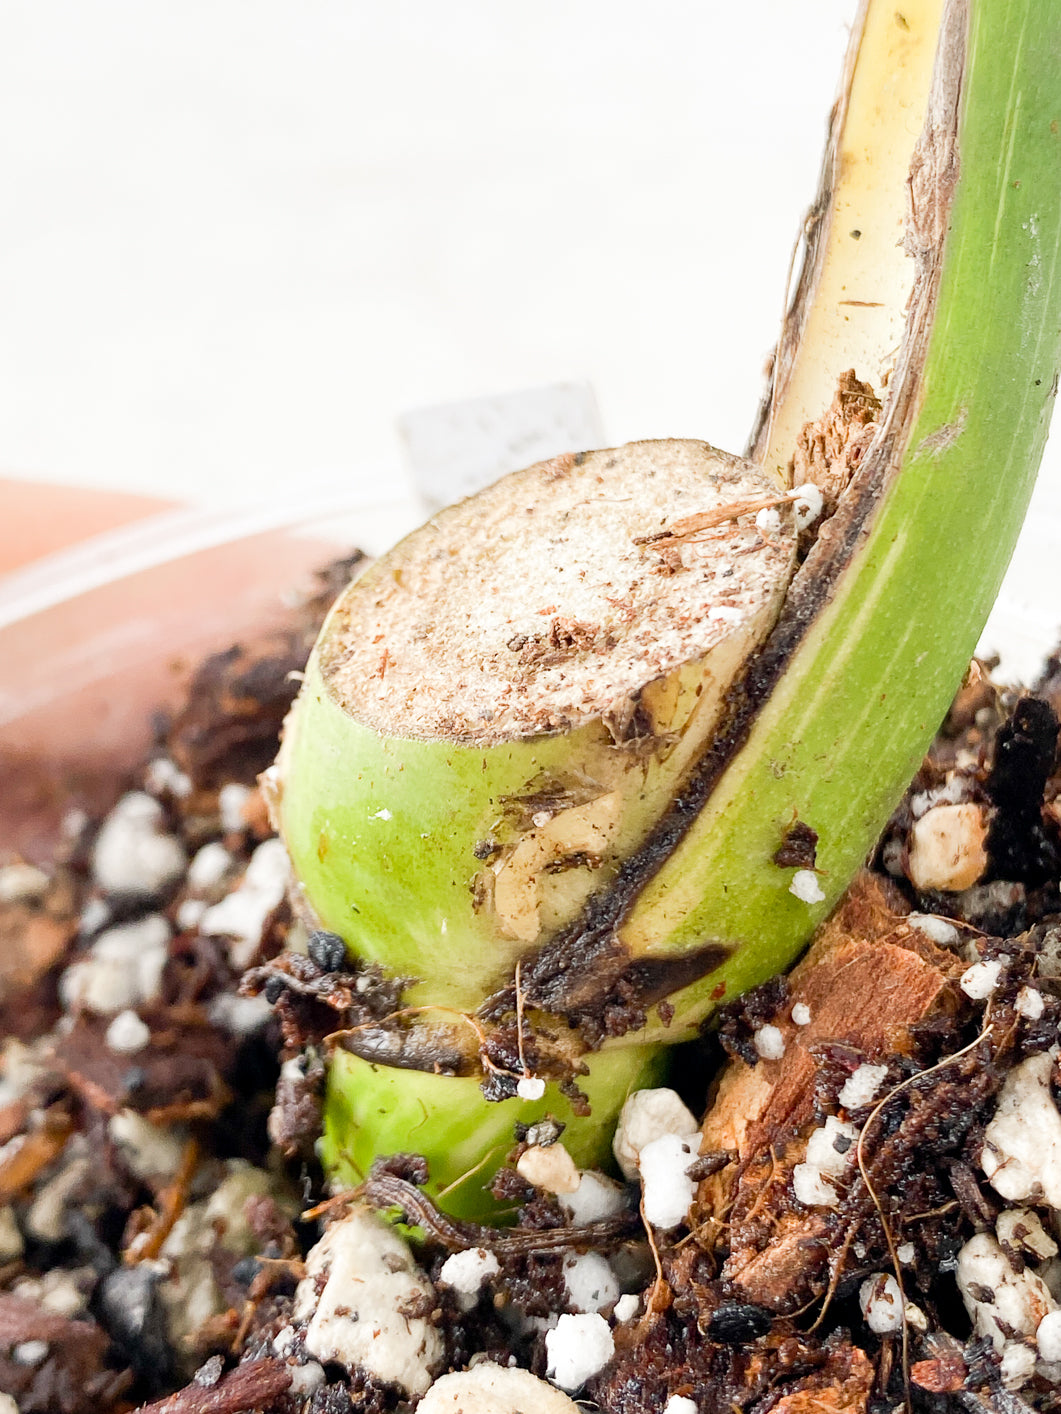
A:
4,567,1061,1413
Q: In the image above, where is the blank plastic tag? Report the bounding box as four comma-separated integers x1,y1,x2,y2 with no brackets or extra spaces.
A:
398,382,604,511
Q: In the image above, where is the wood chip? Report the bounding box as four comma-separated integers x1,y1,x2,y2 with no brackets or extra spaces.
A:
133,1357,292,1414
771,1346,874,1414
695,873,964,1311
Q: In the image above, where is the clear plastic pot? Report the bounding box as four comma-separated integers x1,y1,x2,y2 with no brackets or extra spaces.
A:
0,490,418,863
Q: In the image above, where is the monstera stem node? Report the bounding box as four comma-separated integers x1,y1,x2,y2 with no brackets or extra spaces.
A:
272,0,1061,1217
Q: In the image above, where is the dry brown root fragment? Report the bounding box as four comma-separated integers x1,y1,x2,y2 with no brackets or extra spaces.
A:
123,1136,199,1264
632,490,798,550
361,1170,637,1255
0,1098,28,1145
694,871,967,1313
0,1108,73,1203
790,368,881,517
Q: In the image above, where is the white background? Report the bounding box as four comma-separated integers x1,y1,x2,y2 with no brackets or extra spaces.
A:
1,1,1058,672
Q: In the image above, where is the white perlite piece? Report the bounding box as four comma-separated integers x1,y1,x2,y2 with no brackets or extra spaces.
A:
613,1088,699,1183
517,1142,580,1195
200,837,290,969
789,870,825,905
289,1363,325,1395
437,1248,500,1312
1000,1342,1038,1390
516,1076,546,1101
0,863,49,904
545,1311,615,1392
177,899,207,930
563,1252,620,1313
791,1003,812,1026
272,1326,296,1357
957,1232,1057,1350
0,1393,16,1414
906,802,989,893
560,1171,625,1227
91,791,186,896
419,1363,581,1413
838,1063,888,1110
805,1116,858,1178
897,1243,916,1265
13,1340,49,1366
294,1206,442,1395
792,1162,839,1208
908,913,960,947
638,1132,698,1229
614,1293,641,1322
998,1208,1058,1261
1038,1310,1061,1362
753,1025,785,1060
59,914,171,1015
208,991,274,1036
187,842,234,892
143,757,191,798
104,1009,150,1055
860,1274,903,1334
961,959,1004,1000
143,757,192,798
1016,986,1046,1020
791,482,824,531
981,1051,1061,1206
13,1269,90,1318
664,1398,699,1414
905,1301,928,1332
218,782,252,834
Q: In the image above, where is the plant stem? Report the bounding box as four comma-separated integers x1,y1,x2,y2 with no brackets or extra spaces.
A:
273,0,1061,1210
